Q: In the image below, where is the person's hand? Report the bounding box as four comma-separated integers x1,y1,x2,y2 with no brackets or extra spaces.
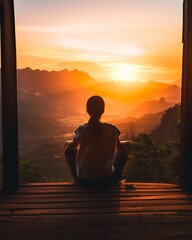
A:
121,140,132,152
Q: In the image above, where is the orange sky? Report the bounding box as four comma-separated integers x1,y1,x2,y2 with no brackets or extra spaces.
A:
14,0,183,83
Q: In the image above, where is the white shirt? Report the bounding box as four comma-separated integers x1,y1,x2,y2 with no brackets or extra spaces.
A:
74,123,120,179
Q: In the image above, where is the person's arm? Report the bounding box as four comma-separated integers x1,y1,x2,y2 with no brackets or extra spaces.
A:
65,137,79,154
65,125,83,154
116,138,130,154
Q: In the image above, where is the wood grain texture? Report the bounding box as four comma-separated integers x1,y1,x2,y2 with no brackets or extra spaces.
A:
0,182,192,240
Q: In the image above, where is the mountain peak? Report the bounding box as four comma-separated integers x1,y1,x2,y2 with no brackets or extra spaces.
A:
159,97,166,103
129,97,175,118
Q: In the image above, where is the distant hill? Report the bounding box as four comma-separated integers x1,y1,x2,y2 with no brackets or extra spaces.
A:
0,67,182,140
17,67,95,92
116,103,181,145
128,97,175,118
0,67,180,140
0,67,182,181
171,79,181,87
150,104,181,143
15,68,181,118
154,85,181,103
115,111,163,139
18,88,65,138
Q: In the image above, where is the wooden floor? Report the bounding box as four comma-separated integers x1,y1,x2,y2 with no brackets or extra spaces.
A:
0,182,192,240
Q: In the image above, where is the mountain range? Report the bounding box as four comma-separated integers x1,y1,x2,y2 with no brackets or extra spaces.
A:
0,67,181,181
15,67,181,137
17,67,181,116
128,97,175,118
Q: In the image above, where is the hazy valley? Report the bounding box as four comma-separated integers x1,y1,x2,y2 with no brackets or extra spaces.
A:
1,68,181,181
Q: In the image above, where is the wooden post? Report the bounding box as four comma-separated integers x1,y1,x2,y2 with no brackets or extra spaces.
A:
181,0,192,192
0,0,19,192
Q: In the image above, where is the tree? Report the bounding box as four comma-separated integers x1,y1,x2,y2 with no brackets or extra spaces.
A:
19,157,42,183
161,140,182,184
126,122,136,140
0,157,43,185
123,134,167,182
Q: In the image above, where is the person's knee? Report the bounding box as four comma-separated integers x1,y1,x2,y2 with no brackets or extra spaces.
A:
115,149,129,160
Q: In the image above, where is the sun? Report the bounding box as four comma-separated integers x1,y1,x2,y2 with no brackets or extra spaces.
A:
110,63,139,82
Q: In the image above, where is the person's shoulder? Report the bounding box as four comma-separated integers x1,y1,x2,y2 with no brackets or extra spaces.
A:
74,124,87,142
103,122,117,128
75,124,87,133
103,123,120,132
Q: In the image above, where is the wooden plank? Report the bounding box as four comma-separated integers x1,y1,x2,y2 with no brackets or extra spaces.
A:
1,197,191,218
1,194,191,204
15,187,184,194
1,214,192,225
0,192,188,202
16,186,182,192
0,204,191,216
2,184,187,195
0,218,192,231
0,221,192,240
1,199,192,210
0,183,192,240
20,182,179,188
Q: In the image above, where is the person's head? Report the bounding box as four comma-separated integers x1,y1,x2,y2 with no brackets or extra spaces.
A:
86,96,105,137
86,95,105,118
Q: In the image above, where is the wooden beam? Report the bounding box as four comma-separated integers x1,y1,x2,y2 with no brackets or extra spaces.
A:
0,0,19,192
0,0,190,193
181,0,192,192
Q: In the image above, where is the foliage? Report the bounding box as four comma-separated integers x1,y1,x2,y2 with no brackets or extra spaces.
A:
123,104,182,184
151,104,181,143
123,134,167,182
0,104,182,184
123,134,182,184
162,140,182,184
0,157,42,185
19,157,42,183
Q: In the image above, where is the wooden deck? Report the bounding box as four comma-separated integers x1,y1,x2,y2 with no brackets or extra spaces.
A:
0,182,192,240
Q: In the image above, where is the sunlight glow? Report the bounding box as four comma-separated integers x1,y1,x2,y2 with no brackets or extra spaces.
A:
110,63,139,82
14,0,182,83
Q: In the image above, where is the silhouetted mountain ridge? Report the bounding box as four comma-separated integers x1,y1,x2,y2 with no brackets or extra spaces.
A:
17,67,95,93
16,67,181,116
129,97,175,118
115,111,164,139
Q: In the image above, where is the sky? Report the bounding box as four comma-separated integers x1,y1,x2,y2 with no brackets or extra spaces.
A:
14,0,183,83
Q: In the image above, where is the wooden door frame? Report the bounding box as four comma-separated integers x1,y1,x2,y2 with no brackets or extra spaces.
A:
181,0,192,192
0,0,18,192
0,0,192,192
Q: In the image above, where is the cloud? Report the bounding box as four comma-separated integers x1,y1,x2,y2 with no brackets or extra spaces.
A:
17,23,118,33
